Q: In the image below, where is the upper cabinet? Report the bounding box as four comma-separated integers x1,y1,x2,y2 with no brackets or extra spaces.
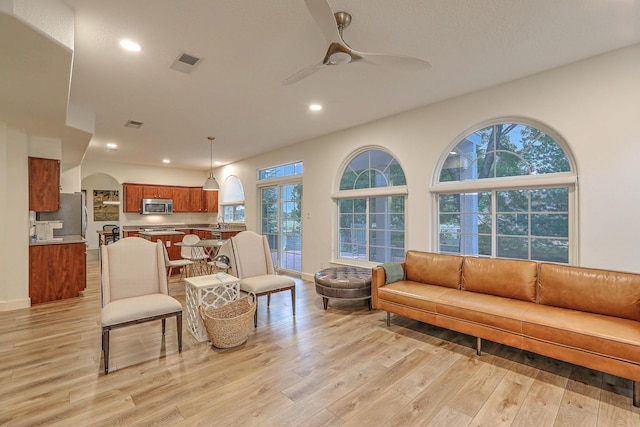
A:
123,183,144,213
123,183,217,214
29,157,60,211
142,185,173,199
203,190,218,213
172,187,191,212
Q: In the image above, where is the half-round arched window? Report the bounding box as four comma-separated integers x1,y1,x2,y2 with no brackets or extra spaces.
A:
433,120,577,264
220,175,245,222
336,148,407,264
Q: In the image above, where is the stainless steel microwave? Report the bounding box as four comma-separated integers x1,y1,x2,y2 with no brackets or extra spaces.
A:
141,198,173,215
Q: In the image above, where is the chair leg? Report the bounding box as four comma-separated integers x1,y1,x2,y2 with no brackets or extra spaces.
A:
102,329,110,375
267,293,271,307
254,297,259,328
176,313,183,352
291,287,296,317
162,318,166,335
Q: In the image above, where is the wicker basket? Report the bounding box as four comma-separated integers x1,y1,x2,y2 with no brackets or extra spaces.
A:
198,292,256,348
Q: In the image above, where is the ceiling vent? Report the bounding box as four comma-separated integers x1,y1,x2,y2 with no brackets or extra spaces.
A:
124,120,144,129
169,52,202,74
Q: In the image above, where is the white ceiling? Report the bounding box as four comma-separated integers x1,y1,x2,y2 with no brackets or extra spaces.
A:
4,1,640,172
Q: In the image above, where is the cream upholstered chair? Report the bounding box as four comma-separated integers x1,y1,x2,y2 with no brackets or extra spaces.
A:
229,231,295,327
101,237,182,374
162,242,193,282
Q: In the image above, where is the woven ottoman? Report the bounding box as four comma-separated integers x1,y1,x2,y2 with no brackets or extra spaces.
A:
314,267,372,310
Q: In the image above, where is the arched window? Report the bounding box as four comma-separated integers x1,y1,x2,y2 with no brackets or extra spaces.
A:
220,175,245,222
336,148,407,263
434,121,577,263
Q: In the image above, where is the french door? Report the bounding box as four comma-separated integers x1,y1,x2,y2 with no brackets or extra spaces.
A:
260,182,302,273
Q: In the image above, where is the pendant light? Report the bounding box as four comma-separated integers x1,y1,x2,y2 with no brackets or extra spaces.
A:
203,136,219,191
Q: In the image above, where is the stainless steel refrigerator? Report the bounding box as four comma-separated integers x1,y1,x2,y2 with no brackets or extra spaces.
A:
36,192,88,237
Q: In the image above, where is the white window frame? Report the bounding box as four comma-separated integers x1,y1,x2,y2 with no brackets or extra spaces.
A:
431,118,579,264
333,146,408,266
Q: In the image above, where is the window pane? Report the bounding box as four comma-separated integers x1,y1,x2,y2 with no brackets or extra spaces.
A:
497,213,529,235
497,190,528,212
439,123,570,183
531,188,568,212
497,236,528,259
531,238,569,263
531,214,568,238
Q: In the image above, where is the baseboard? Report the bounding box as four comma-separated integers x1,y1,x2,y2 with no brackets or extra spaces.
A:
301,272,315,283
0,297,31,311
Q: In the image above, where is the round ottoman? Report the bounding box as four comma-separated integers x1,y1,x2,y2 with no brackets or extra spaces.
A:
314,266,372,310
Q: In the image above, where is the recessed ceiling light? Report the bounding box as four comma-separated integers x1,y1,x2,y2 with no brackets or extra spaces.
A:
162,159,170,164
106,143,118,151
120,39,141,52
309,104,322,112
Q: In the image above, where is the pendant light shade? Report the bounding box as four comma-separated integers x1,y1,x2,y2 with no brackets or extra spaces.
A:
203,136,219,191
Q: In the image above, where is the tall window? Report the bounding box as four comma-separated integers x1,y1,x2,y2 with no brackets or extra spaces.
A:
259,161,302,273
336,148,407,263
435,121,576,263
220,175,245,222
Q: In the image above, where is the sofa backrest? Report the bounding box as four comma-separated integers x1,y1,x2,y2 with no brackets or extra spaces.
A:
538,263,640,321
462,257,538,302
405,251,463,289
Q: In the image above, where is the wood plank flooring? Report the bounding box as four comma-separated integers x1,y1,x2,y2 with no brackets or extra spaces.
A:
1,250,639,426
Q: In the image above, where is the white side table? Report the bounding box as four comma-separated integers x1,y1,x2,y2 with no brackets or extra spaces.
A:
185,274,240,342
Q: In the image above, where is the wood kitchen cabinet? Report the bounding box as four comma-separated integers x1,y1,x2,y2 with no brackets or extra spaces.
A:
172,187,191,212
28,157,60,211
123,183,144,213
143,185,173,199
189,187,203,212
203,189,218,213
29,242,86,305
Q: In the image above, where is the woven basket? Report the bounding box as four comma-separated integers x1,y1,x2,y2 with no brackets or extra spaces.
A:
198,292,256,348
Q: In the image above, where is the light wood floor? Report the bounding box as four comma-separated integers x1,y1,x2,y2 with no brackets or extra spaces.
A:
1,251,639,426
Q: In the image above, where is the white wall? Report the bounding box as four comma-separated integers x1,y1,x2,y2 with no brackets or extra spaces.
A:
217,44,640,277
0,122,30,310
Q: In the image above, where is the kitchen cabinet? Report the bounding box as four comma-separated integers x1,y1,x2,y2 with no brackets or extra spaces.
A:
221,231,241,240
143,185,173,199
124,183,216,213
140,232,185,261
29,157,60,211
189,187,203,212
172,187,191,212
29,242,86,304
123,183,144,213
203,190,218,213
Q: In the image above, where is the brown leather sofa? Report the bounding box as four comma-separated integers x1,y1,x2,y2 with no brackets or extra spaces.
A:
372,250,640,407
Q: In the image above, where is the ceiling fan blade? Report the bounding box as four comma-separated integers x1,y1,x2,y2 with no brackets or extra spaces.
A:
304,0,342,44
282,61,325,85
357,50,432,69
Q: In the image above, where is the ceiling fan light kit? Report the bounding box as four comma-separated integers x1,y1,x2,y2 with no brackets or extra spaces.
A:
283,0,431,85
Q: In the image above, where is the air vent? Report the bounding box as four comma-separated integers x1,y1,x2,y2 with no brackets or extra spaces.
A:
169,52,202,74
125,120,144,129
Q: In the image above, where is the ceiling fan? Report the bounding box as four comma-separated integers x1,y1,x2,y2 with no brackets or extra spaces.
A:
283,0,432,85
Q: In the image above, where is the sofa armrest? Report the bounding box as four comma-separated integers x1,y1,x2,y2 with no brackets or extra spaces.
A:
372,262,405,309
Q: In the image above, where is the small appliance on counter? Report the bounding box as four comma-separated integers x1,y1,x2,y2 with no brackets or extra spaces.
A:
36,192,87,237
35,221,63,241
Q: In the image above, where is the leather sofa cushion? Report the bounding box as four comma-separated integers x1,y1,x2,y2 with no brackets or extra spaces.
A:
405,251,463,289
462,257,538,302
437,290,531,334
538,263,640,322
522,303,640,364
378,281,455,313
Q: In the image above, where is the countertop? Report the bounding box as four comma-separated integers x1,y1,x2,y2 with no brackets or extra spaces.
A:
138,230,186,237
122,223,246,233
29,235,86,246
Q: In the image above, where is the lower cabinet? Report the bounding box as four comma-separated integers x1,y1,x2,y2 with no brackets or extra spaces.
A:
29,242,86,305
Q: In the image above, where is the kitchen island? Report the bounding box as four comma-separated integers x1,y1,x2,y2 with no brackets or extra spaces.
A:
138,230,186,261
29,235,86,305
